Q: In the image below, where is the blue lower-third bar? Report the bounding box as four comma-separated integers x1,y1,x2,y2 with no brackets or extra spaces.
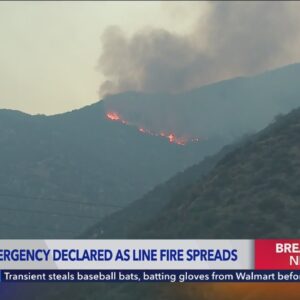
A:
1,270,300,283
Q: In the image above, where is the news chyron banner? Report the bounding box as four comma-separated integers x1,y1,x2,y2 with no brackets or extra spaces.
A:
0,239,300,283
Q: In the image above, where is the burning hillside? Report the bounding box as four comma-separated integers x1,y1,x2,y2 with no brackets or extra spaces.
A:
106,111,200,145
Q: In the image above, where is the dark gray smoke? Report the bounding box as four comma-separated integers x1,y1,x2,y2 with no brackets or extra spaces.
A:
98,1,300,96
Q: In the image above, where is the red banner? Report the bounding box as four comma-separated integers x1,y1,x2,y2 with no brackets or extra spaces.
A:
255,239,300,269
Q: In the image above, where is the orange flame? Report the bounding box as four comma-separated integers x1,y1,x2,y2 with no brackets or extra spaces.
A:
106,111,128,124
106,112,120,121
105,111,199,146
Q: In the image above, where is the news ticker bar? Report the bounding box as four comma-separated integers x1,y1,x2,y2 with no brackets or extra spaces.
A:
0,239,300,270
1,270,300,283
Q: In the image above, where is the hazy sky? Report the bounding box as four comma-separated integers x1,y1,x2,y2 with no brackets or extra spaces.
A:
1,1,300,115
0,1,205,114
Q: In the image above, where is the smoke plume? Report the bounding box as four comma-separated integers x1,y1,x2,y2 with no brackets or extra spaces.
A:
98,1,300,96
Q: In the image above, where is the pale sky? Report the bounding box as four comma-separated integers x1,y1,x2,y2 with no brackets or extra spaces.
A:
0,1,205,115
1,1,300,115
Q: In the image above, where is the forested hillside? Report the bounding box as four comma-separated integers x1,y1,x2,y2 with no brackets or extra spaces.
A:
139,108,300,238
0,103,209,238
48,106,300,300
85,141,242,239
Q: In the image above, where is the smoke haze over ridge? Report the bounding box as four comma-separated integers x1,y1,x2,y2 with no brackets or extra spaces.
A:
99,1,300,96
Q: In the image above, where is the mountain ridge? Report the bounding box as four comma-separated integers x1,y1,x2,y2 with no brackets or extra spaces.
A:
0,101,209,239
103,62,300,143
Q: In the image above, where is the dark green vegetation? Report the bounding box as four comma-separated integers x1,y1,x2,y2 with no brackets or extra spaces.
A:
139,108,300,238
85,141,240,239
41,104,300,300
0,104,214,239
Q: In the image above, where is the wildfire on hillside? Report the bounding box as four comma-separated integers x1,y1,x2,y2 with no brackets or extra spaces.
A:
106,111,200,146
